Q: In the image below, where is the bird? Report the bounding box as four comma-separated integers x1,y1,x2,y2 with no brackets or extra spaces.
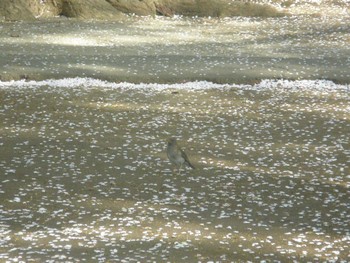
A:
167,138,195,174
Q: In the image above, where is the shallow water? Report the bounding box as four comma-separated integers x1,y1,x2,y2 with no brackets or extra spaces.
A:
0,79,349,261
0,13,349,83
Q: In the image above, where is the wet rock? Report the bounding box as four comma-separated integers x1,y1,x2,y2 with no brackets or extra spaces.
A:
0,0,35,21
160,0,228,17
157,0,286,18
27,0,63,18
61,0,125,20
0,0,286,21
107,0,157,16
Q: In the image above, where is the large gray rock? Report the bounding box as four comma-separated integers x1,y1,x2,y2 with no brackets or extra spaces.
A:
27,0,63,18
159,0,285,17
107,0,157,16
60,0,125,20
159,0,226,17
0,0,35,21
0,0,286,21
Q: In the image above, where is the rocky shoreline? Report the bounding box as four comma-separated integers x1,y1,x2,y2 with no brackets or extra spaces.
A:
1,0,288,21
1,0,349,21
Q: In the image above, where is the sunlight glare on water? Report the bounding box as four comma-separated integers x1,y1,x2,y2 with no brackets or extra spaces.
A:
0,78,349,261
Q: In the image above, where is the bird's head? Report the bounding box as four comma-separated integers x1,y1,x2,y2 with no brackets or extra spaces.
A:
167,137,177,145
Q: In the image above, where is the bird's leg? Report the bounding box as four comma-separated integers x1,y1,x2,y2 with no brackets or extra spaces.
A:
178,164,183,175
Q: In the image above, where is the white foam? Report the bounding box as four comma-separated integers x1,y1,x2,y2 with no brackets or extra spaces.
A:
0,78,225,90
0,78,349,92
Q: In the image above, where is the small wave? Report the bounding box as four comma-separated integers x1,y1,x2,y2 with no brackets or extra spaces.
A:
0,78,349,92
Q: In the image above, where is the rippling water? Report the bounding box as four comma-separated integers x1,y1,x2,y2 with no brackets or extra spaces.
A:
0,12,349,83
0,78,349,261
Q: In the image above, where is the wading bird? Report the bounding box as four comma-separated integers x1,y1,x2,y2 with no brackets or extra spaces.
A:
167,138,195,174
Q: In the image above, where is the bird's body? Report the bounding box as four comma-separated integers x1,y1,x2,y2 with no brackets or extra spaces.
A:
167,138,195,174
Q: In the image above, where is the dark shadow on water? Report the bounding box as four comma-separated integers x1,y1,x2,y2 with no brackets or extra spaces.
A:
0,18,349,84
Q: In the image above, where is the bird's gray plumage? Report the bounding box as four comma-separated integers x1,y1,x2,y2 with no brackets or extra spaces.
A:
167,138,195,174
